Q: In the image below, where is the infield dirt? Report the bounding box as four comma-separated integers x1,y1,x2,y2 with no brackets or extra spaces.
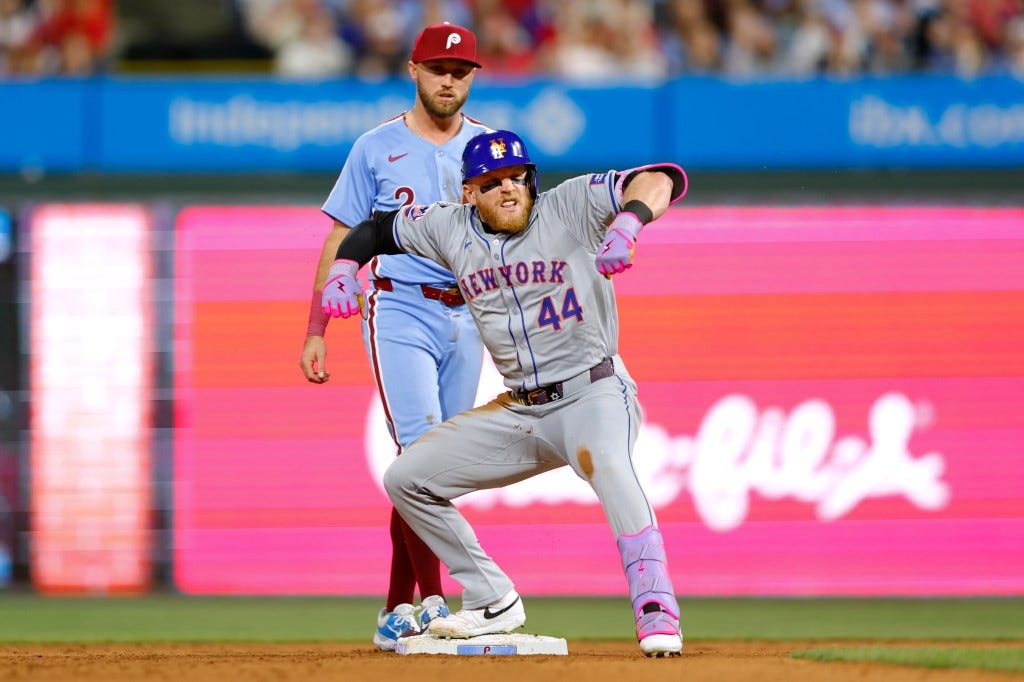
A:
1,641,1020,681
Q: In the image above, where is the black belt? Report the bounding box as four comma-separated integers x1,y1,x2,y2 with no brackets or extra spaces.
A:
509,358,615,406
373,277,466,307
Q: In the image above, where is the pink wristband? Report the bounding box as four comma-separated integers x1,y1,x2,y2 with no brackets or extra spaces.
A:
307,290,329,337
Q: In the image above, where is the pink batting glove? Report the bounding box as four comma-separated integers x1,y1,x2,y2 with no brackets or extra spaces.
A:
321,259,365,319
596,212,643,276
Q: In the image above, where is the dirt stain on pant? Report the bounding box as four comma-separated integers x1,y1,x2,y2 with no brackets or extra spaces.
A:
577,446,594,479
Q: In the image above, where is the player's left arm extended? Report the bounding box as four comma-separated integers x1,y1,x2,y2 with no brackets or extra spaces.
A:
596,164,688,276
320,210,403,318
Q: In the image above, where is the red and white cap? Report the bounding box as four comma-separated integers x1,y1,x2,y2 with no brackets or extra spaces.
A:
411,22,482,68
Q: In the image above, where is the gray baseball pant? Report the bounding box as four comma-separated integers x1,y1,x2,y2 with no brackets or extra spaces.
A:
382,369,657,609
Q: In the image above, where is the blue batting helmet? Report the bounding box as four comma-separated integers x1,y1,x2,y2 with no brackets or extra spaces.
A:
461,130,537,197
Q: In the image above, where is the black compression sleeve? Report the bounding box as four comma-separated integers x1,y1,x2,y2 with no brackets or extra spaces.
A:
334,209,403,265
621,199,654,225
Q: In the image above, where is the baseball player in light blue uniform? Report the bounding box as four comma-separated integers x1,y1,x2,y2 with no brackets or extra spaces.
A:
318,130,689,658
301,23,490,651
322,103,491,446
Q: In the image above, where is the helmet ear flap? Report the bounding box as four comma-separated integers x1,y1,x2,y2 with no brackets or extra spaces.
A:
525,167,538,199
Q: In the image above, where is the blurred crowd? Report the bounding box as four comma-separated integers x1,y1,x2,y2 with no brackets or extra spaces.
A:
0,0,112,75
2,0,1024,79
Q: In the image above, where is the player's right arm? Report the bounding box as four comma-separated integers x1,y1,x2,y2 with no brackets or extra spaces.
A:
300,133,375,384
322,203,460,320
300,219,353,383
314,220,353,289
332,210,403,270
320,210,406,320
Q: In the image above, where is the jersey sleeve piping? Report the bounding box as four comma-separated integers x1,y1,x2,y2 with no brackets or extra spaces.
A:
607,172,621,213
392,218,406,253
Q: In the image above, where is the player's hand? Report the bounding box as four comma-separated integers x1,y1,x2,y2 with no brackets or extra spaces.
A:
596,212,643,276
321,259,365,319
300,335,330,383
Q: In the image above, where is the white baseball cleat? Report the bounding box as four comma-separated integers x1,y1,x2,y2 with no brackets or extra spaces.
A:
427,590,526,639
636,609,683,657
640,633,683,657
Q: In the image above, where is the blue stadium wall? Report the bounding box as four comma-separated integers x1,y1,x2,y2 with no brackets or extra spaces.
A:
2,75,1023,173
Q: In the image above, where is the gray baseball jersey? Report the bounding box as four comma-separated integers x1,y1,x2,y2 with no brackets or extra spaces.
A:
392,170,627,393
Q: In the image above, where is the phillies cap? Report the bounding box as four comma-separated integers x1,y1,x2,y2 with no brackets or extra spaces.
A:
411,22,482,68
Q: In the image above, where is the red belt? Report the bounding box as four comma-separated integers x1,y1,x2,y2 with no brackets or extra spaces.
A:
372,278,466,307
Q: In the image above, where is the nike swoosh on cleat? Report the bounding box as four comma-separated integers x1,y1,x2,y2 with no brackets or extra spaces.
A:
388,153,408,162
483,596,520,620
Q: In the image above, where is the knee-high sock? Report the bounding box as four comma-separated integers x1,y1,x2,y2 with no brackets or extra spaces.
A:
397,510,444,600
385,506,417,611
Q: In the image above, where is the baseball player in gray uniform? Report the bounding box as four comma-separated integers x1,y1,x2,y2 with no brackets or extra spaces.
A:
320,130,688,657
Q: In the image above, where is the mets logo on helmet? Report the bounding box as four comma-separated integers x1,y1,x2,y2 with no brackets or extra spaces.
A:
489,139,507,159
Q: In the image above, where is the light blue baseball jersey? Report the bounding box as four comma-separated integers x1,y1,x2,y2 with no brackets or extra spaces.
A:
322,114,492,286
320,112,491,454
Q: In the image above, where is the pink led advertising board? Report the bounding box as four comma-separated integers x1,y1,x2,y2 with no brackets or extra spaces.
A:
174,205,1024,595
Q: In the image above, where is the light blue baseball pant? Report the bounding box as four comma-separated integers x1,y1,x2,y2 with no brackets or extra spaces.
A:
362,281,483,451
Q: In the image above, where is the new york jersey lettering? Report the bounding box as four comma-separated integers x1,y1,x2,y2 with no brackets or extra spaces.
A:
460,260,569,302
